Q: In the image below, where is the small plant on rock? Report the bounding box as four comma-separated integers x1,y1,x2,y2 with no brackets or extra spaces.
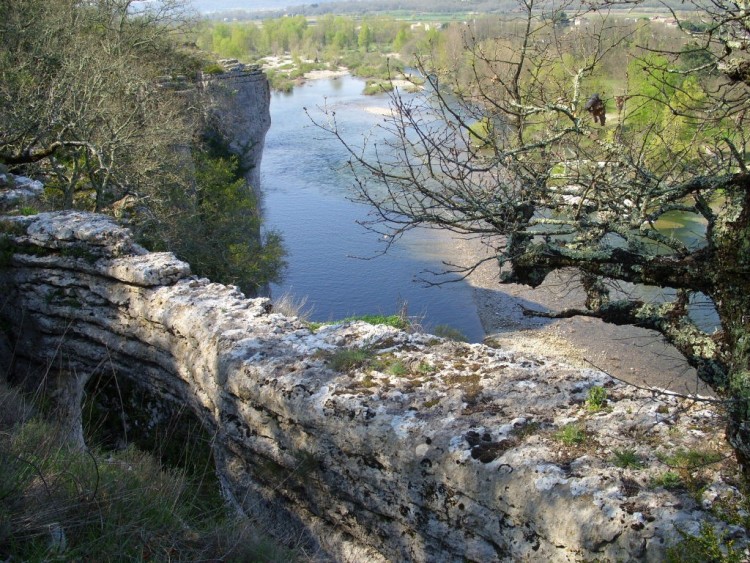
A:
554,423,587,446
650,471,683,490
612,448,644,469
586,385,608,412
388,361,408,376
417,362,436,375
660,448,724,471
327,348,373,372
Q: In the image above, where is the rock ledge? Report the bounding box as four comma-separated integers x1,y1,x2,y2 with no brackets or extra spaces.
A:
1,211,746,561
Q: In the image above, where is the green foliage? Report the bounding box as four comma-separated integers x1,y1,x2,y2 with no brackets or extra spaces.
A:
343,51,405,80
1,0,204,211
679,42,715,73
433,324,468,342
660,448,724,471
327,348,374,372
265,69,295,92
586,386,608,412
625,54,679,129
142,148,286,297
417,361,437,374
650,471,684,490
363,80,394,95
358,23,374,51
17,206,38,216
612,448,644,469
388,360,408,376
203,63,225,74
0,417,296,562
666,521,746,563
344,313,410,329
196,15,413,90
554,423,587,446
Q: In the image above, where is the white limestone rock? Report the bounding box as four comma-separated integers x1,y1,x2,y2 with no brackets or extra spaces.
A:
1,211,746,562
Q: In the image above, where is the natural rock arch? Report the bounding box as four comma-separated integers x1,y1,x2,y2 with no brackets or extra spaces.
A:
0,211,744,561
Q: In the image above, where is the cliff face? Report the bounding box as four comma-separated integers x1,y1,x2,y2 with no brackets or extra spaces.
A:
1,211,745,562
200,61,271,191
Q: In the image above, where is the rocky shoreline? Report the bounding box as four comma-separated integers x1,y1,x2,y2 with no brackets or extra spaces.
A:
438,233,712,397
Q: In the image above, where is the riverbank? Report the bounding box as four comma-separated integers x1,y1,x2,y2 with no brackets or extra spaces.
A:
444,234,712,396
260,64,709,396
260,56,419,92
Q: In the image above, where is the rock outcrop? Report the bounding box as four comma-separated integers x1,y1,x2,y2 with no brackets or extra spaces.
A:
1,211,746,561
200,61,271,191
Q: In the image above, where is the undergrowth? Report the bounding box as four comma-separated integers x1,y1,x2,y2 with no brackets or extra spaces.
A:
0,381,298,562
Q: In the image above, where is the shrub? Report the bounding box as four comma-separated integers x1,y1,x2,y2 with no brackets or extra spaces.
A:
586,385,608,412
612,448,643,469
554,423,587,446
666,521,746,563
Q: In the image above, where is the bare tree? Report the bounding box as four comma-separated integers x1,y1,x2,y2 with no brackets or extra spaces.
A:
0,0,199,211
313,0,750,475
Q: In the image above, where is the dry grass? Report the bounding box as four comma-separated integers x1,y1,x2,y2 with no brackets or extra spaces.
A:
0,381,301,562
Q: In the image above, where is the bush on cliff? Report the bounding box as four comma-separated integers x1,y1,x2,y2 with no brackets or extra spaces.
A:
138,149,286,297
0,0,286,296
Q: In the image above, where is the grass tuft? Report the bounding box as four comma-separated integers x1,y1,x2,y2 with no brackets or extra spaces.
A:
585,385,608,412
612,448,644,469
554,423,587,446
272,290,314,321
327,348,374,372
0,381,299,562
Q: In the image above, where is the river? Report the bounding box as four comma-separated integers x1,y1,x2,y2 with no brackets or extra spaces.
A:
262,74,485,341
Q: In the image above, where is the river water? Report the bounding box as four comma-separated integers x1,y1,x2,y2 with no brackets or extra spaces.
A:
262,74,485,341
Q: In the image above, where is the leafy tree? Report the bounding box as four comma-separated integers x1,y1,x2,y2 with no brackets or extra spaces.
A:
393,27,410,52
314,2,750,475
359,23,374,52
141,151,286,296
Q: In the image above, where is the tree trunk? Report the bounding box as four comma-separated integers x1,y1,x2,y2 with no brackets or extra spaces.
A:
710,181,750,477
712,284,750,476
48,369,90,450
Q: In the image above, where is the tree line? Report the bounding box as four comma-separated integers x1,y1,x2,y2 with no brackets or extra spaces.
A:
197,14,418,61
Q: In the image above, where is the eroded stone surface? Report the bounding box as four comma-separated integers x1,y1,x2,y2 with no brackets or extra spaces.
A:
0,174,44,207
1,211,746,562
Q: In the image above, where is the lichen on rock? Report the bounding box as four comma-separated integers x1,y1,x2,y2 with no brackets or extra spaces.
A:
0,211,746,561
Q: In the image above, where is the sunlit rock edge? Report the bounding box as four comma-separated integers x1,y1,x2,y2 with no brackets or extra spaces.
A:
0,210,746,562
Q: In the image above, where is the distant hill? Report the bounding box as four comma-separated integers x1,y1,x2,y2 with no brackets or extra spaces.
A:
189,0,694,17
188,0,339,12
